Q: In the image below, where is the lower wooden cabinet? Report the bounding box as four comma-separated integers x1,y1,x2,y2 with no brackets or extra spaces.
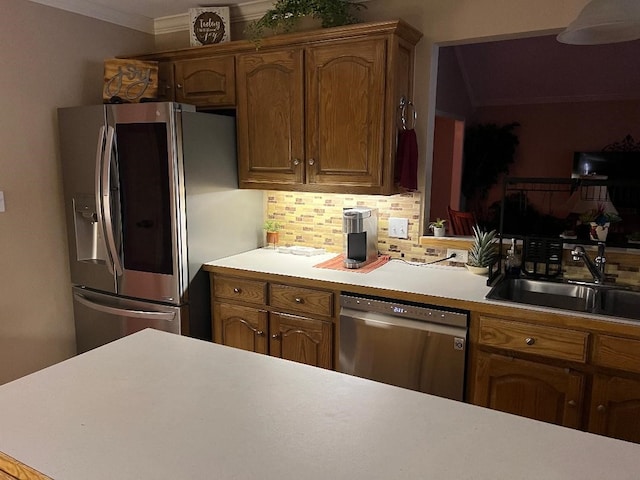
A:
588,374,640,443
269,312,332,369
211,274,335,369
215,303,268,354
471,313,640,444
473,351,585,429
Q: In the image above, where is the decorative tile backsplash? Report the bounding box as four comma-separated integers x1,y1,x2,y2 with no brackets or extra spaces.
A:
265,190,640,286
264,190,430,261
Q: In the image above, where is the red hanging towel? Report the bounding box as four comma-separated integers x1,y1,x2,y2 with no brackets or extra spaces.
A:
395,128,418,190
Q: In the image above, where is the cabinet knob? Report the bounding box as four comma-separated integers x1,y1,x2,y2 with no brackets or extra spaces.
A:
165,84,172,90
597,404,607,413
525,337,535,345
308,158,315,166
272,333,281,340
295,297,304,304
568,400,577,407
293,158,300,166
176,83,183,89
256,330,264,336
233,287,242,294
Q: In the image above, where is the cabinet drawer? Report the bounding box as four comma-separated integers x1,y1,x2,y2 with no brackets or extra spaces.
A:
593,335,640,374
478,316,589,363
270,284,333,318
214,276,266,305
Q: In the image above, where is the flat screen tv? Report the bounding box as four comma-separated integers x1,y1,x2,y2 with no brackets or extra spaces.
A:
571,151,640,181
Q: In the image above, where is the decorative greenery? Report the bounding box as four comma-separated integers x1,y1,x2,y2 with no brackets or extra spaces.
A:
579,204,622,226
263,219,283,232
245,0,366,44
468,224,499,267
428,218,447,230
461,122,520,210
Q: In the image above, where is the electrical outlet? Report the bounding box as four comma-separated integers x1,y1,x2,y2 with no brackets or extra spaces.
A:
447,248,468,264
389,217,409,239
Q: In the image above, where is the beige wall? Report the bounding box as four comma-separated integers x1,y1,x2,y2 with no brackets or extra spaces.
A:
0,0,153,384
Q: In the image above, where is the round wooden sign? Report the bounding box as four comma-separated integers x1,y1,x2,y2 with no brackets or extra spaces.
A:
193,12,226,45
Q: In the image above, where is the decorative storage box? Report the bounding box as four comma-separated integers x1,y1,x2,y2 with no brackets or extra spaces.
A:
103,59,158,103
189,7,230,46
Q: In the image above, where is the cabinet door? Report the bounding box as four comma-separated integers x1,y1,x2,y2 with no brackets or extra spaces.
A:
306,38,386,188
473,352,585,429
270,312,332,369
156,61,175,102
174,56,235,106
214,303,268,354
236,49,305,187
589,374,640,443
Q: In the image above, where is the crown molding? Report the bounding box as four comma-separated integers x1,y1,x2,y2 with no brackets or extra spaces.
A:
28,0,154,34
154,0,272,35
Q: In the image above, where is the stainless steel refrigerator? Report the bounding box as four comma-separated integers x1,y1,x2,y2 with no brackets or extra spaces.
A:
58,102,263,353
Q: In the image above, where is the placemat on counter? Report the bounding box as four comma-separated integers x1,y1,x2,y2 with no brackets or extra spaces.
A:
313,254,390,273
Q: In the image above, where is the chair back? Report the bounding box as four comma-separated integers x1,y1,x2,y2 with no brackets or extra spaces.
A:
447,206,476,236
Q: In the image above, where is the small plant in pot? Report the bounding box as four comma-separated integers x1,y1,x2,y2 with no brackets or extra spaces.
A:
428,218,447,237
466,224,498,275
245,0,366,45
263,219,282,248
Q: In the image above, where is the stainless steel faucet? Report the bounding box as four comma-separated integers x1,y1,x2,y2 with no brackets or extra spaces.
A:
571,242,606,284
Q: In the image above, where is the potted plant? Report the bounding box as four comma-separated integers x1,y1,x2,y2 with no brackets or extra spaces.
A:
245,0,366,45
263,219,283,247
428,218,447,237
579,204,621,242
466,224,498,275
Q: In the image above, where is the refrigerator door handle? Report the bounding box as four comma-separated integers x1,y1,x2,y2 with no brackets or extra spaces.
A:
94,125,114,276
100,125,123,276
73,292,177,322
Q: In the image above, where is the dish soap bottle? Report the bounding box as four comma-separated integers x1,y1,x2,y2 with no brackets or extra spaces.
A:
504,238,521,277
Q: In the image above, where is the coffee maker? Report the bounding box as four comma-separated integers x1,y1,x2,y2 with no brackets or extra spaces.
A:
342,207,378,269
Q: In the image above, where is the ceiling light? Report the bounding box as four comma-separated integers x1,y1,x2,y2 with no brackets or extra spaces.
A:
557,0,640,45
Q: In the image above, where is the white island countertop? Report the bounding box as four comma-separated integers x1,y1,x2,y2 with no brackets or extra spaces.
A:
1,329,640,480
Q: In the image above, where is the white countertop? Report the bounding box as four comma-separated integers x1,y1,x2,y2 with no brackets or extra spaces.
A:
205,248,640,326
1,329,639,480
206,248,493,304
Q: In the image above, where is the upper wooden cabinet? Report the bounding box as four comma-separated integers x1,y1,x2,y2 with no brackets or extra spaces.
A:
128,20,422,194
236,49,305,186
156,56,235,107
236,38,389,191
174,56,236,107
237,29,419,194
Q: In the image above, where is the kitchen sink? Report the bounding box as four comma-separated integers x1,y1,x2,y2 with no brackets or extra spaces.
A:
487,278,598,313
598,288,640,320
487,277,640,321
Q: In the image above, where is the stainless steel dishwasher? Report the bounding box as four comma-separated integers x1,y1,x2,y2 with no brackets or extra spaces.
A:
339,294,469,401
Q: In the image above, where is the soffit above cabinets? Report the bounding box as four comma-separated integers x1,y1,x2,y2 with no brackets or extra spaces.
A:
27,0,270,34
27,0,372,35
451,34,640,106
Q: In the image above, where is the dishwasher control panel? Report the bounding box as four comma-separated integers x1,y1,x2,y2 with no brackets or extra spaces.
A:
340,294,468,328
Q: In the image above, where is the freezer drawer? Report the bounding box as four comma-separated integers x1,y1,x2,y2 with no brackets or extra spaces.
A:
72,287,184,354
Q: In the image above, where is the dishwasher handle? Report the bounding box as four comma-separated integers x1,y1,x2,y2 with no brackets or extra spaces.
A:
339,307,467,339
